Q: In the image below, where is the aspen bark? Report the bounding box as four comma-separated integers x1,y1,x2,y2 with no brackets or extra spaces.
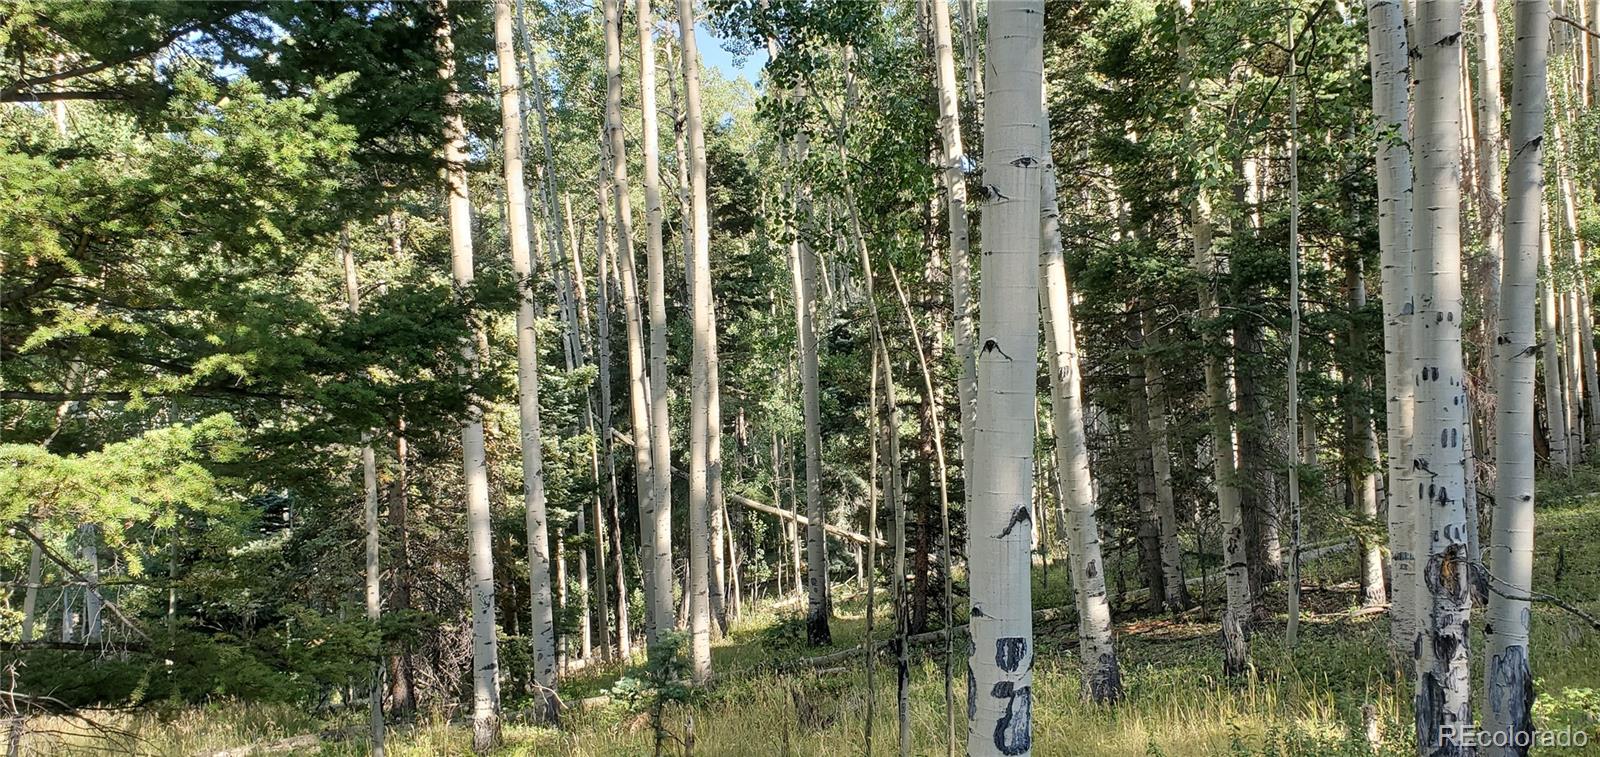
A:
676,0,715,682
1139,308,1189,612
1541,202,1571,470
1484,4,1548,749
930,0,977,504
1474,0,1506,420
1181,0,1249,676
603,0,664,646
634,0,675,656
341,231,385,754
1552,115,1599,451
494,0,557,719
967,1,1044,751
1285,34,1303,646
434,0,500,746
1410,2,1473,747
1040,113,1122,703
1366,0,1419,661
1347,264,1388,609
785,134,830,646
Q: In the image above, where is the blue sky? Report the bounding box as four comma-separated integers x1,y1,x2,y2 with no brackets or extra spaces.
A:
694,24,766,84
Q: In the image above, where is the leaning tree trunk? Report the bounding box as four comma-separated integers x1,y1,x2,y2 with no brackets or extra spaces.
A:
1484,3,1548,752
966,2,1043,753
494,0,557,721
340,231,386,754
602,0,664,647
1365,0,1419,664
1180,0,1249,678
1040,114,1123,705
1410,3,1474,750
434,0,500,747
676,0,715,683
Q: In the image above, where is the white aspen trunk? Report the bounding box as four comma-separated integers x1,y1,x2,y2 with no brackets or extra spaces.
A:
1410,3,1473,748
967,2,1043,752
1348,264,1388,608
434,1,499,746
784,132,831,646
81,527,100,641
1551,115,1599,451
1139,309,1189,611
1039,113,1122,704
676,0,714,682
20,538,41,642
1180,0,1249,677
708,341,729,634
1474,0,1506,414
633,0,675,657
1484,7,1549,746
494,0,557,719
930,0,977,507
1541,202,1572,470
957,0,981,116
1284,29,1303,647
341,231,385,754
603,0,664,646
863,356,880,757
1564,291,1584,456
1366,0,1419,662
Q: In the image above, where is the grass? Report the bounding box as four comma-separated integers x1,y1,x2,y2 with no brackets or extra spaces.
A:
13,481,1600,756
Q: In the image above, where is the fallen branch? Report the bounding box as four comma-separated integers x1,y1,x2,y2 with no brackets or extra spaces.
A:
797,606,1072,668
1473,561,1600,633
11,525,150,643
611,431,885,547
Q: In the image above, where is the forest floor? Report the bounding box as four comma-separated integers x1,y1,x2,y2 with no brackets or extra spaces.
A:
37,473,1600,756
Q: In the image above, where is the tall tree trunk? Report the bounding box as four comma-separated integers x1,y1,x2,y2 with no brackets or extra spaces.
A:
341,231,385,753
387,418,417,716
603,0,664,647
1125,316,1164,613
1485,4,1548,750
1346,263,1388,609
929,0,976,512
434,0,500,746
633,0,674,658
967,2,1044,752
594,186,632,658
1180,0,1249,677
1540,202,1571,470
1473,0,1506,456
494,0,557,720
676,0,715,682
1040,119,1122,704
1285,40,1303,647
1410,3,1473,748
786,133,831,647
1551,114,1599,451
1139,308,1189,612
1366,0,1419,663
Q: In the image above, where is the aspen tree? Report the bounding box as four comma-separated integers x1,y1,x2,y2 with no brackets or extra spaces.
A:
1410,2,1473,747
1365,0,1418,661
1180,0,1250,675
433,0,500,746
494,0,557,720
676,0,714,682
1139,308,1189,612
967,1,1044,752
340,231,385,755
1484,3,1549,750
1540,202,1571,470
929,0,976,499
634,0,674,654
1039,105,1122,703
603,0,665,644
